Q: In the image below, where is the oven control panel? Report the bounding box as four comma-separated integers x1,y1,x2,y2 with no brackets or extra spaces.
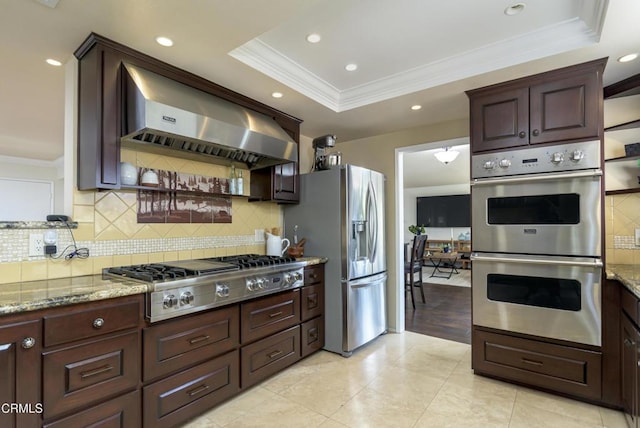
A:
471,140,601,179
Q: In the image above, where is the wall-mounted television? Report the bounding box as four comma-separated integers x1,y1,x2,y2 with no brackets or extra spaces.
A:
416,194,470,227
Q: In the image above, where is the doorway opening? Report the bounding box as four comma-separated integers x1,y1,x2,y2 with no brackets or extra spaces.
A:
395,137,471,344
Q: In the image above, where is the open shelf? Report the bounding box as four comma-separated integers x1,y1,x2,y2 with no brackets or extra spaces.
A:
119,185,248,198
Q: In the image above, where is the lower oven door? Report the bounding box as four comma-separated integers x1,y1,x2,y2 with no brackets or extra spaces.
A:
471,169,602,256
471,252,602,346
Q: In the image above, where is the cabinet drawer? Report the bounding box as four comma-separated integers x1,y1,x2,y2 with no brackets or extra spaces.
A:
301,284,323,322
241,325,300,388
143,350,239,428
44,295,141,347
621,286,640,326
143,306,239,382
473,328,602,400
304,265,324,286
301,316,324,358
43,331,140,419
43,390,140,428
241,290,300,343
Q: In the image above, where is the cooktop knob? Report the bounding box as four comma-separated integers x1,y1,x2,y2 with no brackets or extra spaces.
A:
284,273,294,285
570,149,584,162
256,278,266,289
246,278,258,291
180,291,194,305
216,284,230,297
293,272,303,282
498,159,511,168
483,160,496,170
551,152,564,164
163,294,178,309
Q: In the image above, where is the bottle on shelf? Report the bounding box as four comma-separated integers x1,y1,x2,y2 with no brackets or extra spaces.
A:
236,170,244,195
229,164,237,195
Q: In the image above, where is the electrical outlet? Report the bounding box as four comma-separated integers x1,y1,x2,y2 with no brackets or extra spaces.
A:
255,229,265,242
29,234,44,257
636,229,640,247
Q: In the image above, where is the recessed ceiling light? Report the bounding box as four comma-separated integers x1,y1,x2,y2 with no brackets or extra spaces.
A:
411,105,422,111
345,63,358,72
156,36,174,47
504,3,526,16
46,58,62,66
306,33,321,43
271,92,283,98
618,53,638,63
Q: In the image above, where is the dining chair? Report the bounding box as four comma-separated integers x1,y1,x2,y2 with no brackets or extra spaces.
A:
405,234,428,309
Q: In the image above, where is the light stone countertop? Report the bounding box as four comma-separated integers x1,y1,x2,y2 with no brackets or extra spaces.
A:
606,264,640,299
0,257,328,317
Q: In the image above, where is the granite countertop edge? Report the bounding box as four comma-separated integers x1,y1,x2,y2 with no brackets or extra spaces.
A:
1,257,328,316
606,264,640,299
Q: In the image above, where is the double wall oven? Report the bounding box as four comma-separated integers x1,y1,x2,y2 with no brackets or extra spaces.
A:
471,140,603,346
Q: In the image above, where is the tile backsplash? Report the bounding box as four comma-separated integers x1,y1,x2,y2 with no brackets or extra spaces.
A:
605,193,640,264
0,150,281,284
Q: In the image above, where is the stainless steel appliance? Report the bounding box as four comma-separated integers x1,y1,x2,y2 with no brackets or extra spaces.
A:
471,140,603,346
104,254,305,323
283,164,386,356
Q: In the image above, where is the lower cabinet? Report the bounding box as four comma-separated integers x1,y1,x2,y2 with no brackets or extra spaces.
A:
241,326,301,388
473,327,602,401
43,390,140,428
301,315,324,358
621,285,640,428
143,350,239,428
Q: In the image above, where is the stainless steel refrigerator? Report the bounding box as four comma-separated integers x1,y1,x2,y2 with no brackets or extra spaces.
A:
283,164,386,356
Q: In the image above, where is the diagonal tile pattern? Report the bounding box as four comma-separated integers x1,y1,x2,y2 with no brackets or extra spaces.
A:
183,332,627,428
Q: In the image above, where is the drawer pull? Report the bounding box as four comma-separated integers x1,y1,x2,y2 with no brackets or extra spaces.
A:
307,296,317,307
309,329,319,340
21,337,36,349
521,358,543,367
80,364,113,379
268,350,283,359
624,338,636,348
311,274,318,280
187,384,210,397
93,317,105,329
188,335,211,345
269,311,283,318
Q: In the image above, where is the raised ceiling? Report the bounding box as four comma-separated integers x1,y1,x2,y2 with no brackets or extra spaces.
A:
1,0,638,163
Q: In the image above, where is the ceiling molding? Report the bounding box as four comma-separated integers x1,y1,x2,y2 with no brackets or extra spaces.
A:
230,11,606,112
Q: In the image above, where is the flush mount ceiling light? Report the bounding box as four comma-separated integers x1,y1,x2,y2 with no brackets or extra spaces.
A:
46,58,62,66
411,105,422,111
306,33,321,43
504,3,526,16
618,53,639,63
271,92,283,98
345,63,358,71
434,147,460,164
155,36,174,47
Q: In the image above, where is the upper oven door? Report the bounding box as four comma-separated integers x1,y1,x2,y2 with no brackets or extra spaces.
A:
471,169,602,257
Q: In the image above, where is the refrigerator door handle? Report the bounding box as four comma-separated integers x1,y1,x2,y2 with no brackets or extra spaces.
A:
346,273,387,288
367,181,379,263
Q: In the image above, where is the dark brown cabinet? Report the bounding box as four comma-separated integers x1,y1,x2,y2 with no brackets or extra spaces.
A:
75,33,301,197
621,286,640,428
0,319,41,428
472,327,602,401
468,58,605,153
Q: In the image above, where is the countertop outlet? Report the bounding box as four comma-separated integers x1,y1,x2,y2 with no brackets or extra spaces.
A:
28,233,44,257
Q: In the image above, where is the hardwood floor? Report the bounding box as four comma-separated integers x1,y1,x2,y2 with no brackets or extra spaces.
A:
405,282,471,344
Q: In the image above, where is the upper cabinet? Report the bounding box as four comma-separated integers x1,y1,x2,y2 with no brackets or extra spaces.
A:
467,58,606,154
603,72,640,194
74,33,302,203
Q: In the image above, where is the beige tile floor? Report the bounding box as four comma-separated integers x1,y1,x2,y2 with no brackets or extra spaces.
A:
183,332,628,428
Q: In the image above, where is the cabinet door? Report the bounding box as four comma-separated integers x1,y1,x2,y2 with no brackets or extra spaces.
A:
470,87,529,153
529,72,600,144
622,314,638,426
0,319,41,428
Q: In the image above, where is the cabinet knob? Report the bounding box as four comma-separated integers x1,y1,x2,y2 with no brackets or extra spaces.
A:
518,131,526,138
624,338,635,347
93,317,105,329
532,129,540,137
21,337,36,349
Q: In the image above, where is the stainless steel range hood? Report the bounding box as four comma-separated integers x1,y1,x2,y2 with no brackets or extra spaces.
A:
121,63,297,169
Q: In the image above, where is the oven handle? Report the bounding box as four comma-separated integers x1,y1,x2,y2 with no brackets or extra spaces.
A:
470,254,603,268
471,169,602,186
